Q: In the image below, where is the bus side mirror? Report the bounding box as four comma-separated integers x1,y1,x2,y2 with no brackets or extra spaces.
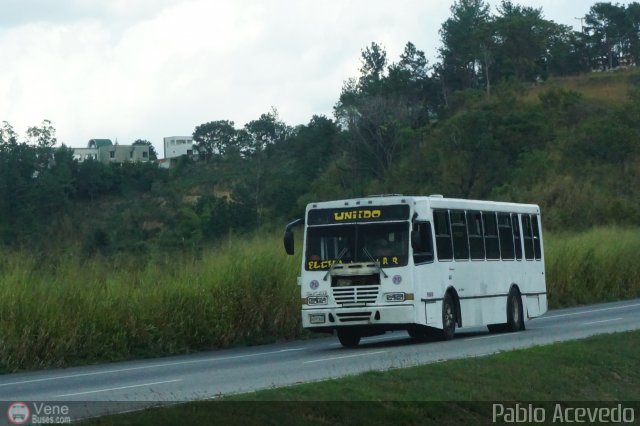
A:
284,218,304,256
284,230,295,255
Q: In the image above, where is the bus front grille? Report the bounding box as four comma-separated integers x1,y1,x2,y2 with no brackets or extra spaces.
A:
336,312,372,322
333,286,379,305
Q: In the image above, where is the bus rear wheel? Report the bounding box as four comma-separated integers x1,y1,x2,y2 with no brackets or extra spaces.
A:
337,329,361,348
506,289,525,332
439,293,456,341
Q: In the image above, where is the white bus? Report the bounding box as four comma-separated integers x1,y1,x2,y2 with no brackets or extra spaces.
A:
283,195,547,347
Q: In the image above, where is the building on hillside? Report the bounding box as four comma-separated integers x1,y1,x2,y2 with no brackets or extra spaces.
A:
72,147,99,162
72,139,150,165
160,136,198,169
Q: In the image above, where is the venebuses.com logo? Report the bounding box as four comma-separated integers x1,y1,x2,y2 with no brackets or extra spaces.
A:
6,402,30,425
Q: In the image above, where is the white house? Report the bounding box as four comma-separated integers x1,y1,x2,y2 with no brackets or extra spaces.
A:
163,136,197,159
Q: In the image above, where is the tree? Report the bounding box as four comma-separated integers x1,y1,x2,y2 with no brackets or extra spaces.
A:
387,42,441,118
263,115,342,217
546,27,591,76
0,134,37,243
0,121,19,147
584,2,629,69
337,41,433,174
335,42,434,185
438,0,493,98
26,119,57,148
243,108,289,154
625,2,640,65
192,120,238,161
0,121,67,243
238,109,290,222
31,145,76,218
25,119,58,173
75,160,117,201
358,42,388,94
492,1,567,81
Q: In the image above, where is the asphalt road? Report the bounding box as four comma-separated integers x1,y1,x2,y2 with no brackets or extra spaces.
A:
1,298,639,419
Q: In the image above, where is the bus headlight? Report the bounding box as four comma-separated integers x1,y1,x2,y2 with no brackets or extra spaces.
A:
385,292,406,302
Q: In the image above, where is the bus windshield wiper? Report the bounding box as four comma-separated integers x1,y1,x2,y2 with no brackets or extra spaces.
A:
323,247,349,281
362,248,389,278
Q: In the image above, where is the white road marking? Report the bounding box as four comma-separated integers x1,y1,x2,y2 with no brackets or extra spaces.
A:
365,335,404,342
583,318,623,326
304,351,387,364
0,348,307,387
54,379,182,397
537,303,640,320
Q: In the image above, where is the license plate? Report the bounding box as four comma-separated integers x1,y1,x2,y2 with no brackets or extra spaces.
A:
309,314,326,324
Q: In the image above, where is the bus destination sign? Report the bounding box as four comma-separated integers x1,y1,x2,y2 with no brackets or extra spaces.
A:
307,204,410,225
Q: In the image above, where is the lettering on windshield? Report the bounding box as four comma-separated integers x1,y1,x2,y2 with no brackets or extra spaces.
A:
307,256,399,270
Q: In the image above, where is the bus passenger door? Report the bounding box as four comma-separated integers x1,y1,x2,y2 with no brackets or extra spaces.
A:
412,221,437,325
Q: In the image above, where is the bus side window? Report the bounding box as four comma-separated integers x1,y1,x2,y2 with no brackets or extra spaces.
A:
483,212,500,260
450,210,469,260
512,213,522,260
412,221,434,264
498,213,514,260
522,215,535,260
532,214,542,260
467,211,485,260
433,210,453,261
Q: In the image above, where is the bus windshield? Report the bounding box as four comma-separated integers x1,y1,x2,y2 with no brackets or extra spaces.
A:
305,222,409,270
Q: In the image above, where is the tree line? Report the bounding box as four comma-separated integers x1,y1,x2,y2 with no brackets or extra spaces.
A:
437,0,640,98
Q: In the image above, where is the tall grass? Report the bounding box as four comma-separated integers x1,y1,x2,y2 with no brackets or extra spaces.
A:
545,227,640,307
1,227,639,371
0,234,302,372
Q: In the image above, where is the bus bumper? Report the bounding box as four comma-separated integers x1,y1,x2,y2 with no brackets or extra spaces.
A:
302,305,415,330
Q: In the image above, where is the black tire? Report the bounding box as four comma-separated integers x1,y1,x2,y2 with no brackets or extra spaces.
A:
506,288,525,332
439,293,456,341
337,329,361,348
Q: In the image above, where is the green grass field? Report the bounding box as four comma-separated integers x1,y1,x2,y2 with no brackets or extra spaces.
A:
1,227,639,372
84,330,640,425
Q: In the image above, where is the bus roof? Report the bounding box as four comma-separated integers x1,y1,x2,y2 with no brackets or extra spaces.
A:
306,195,540,214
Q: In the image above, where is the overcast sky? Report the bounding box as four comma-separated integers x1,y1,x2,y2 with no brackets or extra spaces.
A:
0,0,633,156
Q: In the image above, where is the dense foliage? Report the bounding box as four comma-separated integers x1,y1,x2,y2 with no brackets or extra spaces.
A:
1,1,640,253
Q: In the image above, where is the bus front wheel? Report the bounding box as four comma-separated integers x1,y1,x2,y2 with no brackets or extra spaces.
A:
337,329,361,348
